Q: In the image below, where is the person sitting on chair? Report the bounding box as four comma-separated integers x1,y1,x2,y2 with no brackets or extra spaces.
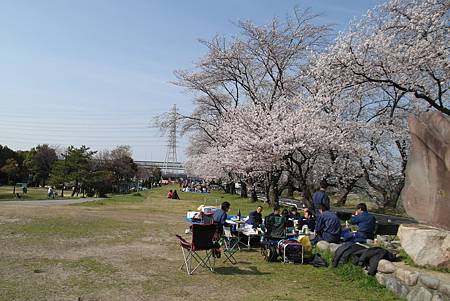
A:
312,204,341,244
213,201,231,230
281,208,294,228
299,208,316,232
264,206,287,239
289,207,301,220
342,203,376,243
246,206,263,228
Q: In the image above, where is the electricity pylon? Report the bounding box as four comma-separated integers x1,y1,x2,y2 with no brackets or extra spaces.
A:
163,104,178,174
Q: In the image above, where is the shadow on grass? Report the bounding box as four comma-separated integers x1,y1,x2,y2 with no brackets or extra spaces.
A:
238,248,260,253
214,265,270,275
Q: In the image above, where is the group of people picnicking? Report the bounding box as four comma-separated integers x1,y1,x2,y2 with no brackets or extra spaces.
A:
210,180,377,245
179,179,209,193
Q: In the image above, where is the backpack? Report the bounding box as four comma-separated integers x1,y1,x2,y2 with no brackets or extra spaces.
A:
278,240,303,263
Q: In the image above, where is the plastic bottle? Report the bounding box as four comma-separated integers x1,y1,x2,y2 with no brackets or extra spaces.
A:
302,225,309,235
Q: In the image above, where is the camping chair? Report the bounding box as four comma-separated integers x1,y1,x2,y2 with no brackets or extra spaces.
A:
176,223,219,275
222,226,240,264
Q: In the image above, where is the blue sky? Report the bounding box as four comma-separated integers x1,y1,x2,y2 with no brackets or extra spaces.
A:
0,0,385,161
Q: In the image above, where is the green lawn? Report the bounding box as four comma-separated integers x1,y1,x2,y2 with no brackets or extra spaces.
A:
0,185,403,301
0,185,85,201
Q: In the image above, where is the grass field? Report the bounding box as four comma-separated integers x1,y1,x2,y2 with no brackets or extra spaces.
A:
0,186,83,201
0,186,402,301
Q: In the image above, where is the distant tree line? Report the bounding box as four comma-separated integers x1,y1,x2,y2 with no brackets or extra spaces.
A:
0,144,161,197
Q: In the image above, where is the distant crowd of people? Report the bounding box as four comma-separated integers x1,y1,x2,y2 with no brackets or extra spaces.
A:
179,179,209,193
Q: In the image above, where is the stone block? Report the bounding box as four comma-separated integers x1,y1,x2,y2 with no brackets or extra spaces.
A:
386,277,410,298
431,292,445,301
420,274,441,290
402,112,450,230
316,240,330,252
439,283,450,297
378,259,396,274
329,243,340,254
407,287,433,301
398,224,450,268
376,272,392,286
395,267,419,286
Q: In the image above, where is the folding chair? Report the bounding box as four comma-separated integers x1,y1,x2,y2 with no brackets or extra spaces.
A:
222,226,240,264
176,223,218,275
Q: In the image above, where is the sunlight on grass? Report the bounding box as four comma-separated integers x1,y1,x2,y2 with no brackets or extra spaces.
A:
0,185,403,301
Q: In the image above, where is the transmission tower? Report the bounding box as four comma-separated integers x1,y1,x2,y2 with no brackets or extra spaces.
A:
163,104,178,174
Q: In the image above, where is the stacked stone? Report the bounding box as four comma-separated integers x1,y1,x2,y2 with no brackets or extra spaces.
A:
315,241,341,254
376,260,450,301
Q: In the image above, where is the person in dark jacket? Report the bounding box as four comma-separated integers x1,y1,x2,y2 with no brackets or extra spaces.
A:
342,203,376,243
172,190,180,200
312,180,330,216
246,206,263,228
281,208,294,228
312,204,341,244
299,208,316,231
289,207,301,220
264,206,287,239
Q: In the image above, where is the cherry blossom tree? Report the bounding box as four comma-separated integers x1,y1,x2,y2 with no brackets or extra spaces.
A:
174,0,449,209
175,9,331,202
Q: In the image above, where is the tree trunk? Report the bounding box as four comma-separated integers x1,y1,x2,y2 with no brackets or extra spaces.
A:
230,183,236,195
224,183,233,194
250,187,258,202
61,186,64,198
264,183,270,204
268,172,281,206
268,183,279,207
286,180,294,198
337,190,351,206
336,177,361,206
240,181,248,198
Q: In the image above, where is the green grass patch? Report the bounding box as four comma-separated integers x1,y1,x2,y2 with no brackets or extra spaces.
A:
75,192,146,207
1,216,138,239
0,185,84,201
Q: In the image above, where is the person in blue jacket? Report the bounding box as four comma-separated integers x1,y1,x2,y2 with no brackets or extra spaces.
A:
213,201,231,231
342,203,376,243
312,180,330,216
312,204,341,244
